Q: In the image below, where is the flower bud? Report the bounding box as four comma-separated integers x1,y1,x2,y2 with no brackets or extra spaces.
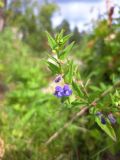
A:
108,113,116,124
101,116,106,125
54,75,61,83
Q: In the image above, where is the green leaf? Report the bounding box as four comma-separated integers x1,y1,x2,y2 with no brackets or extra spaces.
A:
71,100,86,107
57,29,64,40
89,107,98,115
13,108,36,131
68,61,74,83
62,33,73,44
48,54,60,66
14,99,48,129
89,86,101,92
47,61,60,74
72,81,84,97
100,82,107,90
20,108,36,126
64,61,74,83
59,42,74,60
46,31,57,49
95,116,116,141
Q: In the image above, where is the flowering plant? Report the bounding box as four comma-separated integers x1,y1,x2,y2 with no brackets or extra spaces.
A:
46,30,120,145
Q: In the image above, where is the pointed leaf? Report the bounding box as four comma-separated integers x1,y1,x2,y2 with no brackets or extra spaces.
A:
59,42,74,60
46,31,57,49
95,116,116,141
47,61,60,74
48,54,60,66
72,81,84,97
57,29,64,40
62,33,73,44
65,61,74,83
89,86,101,92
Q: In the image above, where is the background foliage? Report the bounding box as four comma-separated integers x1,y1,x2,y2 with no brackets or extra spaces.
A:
0,0,120,160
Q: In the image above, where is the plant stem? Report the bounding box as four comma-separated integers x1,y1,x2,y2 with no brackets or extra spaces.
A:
45,80,120,146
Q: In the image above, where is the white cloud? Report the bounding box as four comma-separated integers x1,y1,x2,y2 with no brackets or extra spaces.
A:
52,0,120,31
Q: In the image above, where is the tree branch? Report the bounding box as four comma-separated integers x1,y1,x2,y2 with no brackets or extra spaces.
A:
45,80,120,146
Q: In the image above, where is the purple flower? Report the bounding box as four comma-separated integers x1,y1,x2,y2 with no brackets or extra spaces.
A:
54,84,72,98
54,86,63,98
63,84,72,97
96,112,102,116
96,112,106,125
54,75,61,83
101,116,106,125
108,113,116,124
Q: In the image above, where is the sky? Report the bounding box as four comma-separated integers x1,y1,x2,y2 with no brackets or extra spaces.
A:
7,0,120,31
51,0,120,31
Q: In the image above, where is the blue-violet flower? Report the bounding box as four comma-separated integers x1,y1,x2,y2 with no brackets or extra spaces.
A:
108,113,116,124
54,75,62,83
54,84,72,98
96,112,102,116
63,84,72,97
54,86,63,98
96,112,106,125
101,116,106,125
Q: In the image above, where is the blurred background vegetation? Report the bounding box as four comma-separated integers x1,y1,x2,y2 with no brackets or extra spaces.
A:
0,0,120,159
